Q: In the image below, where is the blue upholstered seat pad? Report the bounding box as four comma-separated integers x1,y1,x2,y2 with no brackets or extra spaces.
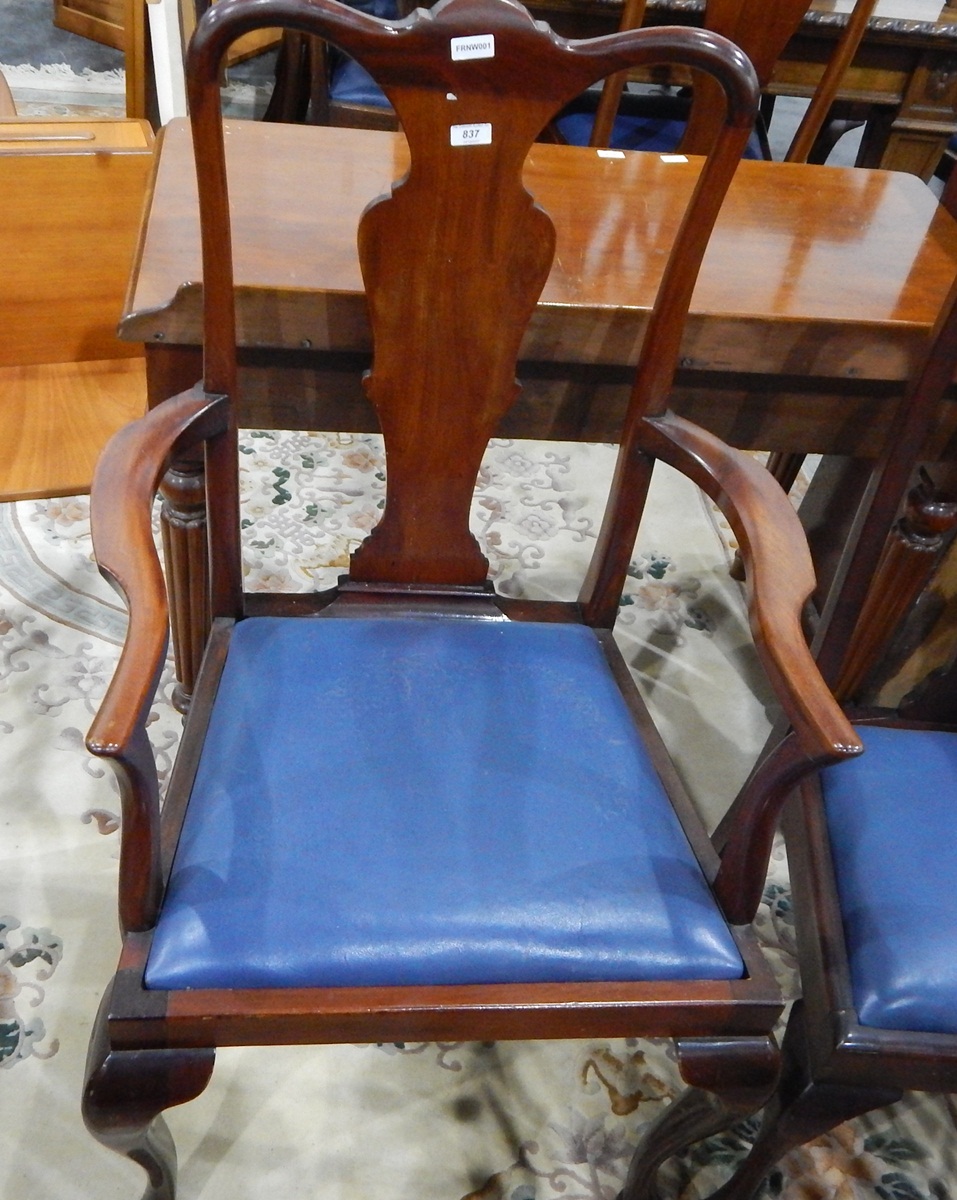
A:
328,0,397,109
823,725,957,1034
146,617,743,990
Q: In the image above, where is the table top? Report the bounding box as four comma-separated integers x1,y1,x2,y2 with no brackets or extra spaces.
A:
122,118,957,384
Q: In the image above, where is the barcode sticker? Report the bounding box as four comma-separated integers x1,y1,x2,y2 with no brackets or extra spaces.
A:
451,122,492,146
451,34,495,60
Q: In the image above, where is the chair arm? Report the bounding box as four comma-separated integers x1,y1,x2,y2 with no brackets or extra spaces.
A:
641,412,861,762
86,387,227,760
86,387,227,934
641,414,863,922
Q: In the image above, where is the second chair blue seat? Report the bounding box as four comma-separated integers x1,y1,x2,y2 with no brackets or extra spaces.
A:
552,86,767,157
327,0,400,113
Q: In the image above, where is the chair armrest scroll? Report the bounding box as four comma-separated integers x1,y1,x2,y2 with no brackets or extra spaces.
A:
86,387,227,934
642,412,860,760
86,387,227,760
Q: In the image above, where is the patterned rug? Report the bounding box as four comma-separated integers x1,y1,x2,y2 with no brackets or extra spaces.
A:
1,432,955,1199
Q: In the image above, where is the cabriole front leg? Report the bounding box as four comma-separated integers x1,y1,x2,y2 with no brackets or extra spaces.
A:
622,1035,779,1200
83,985,215,1200
705,1003,902,1200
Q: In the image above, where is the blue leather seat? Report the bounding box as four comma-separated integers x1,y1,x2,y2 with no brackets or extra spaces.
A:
146,616,745,990
553,94,766,159
823,724,957,1034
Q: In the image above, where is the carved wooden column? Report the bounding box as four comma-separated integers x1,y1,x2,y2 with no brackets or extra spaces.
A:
835,468,957,703
159,453,210,712
145,344,207,710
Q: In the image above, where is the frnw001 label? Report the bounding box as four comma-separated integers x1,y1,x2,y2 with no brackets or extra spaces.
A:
450,34,495,61
450,122,492,146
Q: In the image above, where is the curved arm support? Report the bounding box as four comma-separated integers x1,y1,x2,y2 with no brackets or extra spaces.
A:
712,729,826,924
86,387,228,933
640,414,862,922
643,413,860,759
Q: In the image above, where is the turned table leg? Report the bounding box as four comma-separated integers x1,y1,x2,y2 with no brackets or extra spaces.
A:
145,344,208,710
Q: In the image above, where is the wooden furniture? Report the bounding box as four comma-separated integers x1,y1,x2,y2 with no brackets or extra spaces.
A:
55,0,126,50
119,113,957,696
0,118,153,500
266,0,876,148
120,0,280,121
264,0,409,128
81,2,868,1198
562,0,877,160
699,264,957,1200
533,0,957,180
0,70,16,119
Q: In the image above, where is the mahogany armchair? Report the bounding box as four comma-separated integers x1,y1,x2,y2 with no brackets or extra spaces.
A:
681,259,957,1200
81,0,861,1196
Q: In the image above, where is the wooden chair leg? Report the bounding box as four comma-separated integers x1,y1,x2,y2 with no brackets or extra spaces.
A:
83,985,215,1200
621,1036,779,1200
704,1003,902,1200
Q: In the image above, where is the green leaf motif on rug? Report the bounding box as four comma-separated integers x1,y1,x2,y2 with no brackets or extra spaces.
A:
0,918,63,1068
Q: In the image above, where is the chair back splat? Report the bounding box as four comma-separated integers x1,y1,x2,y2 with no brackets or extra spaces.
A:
189,0,757,592
81,2,863,1198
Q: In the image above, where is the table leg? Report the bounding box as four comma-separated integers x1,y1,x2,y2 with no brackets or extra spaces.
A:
864,49,957,180
145,344,207,710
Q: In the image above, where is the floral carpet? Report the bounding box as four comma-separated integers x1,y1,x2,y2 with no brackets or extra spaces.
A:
1,432,955,1200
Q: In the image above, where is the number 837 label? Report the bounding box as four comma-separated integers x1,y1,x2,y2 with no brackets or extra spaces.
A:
450,122,492,146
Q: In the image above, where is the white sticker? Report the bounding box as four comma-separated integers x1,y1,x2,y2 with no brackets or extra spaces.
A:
451,34,495,61
450,122,492,146
597,149,625,159
660,154,689,163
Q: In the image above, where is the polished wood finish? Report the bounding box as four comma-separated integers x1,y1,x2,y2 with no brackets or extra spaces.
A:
784,0,877,163
624,1037,780,1200
0,118,153,369
84,1,869,1195
122,115,957,694
0,118,153,500
708,761,957,1199
83,982,216,1200
0,359,146,501
125,120,957,397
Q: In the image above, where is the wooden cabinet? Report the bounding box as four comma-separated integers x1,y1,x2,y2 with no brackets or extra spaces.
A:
0,117,154,498
53,0,125,52
54,0,279,62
